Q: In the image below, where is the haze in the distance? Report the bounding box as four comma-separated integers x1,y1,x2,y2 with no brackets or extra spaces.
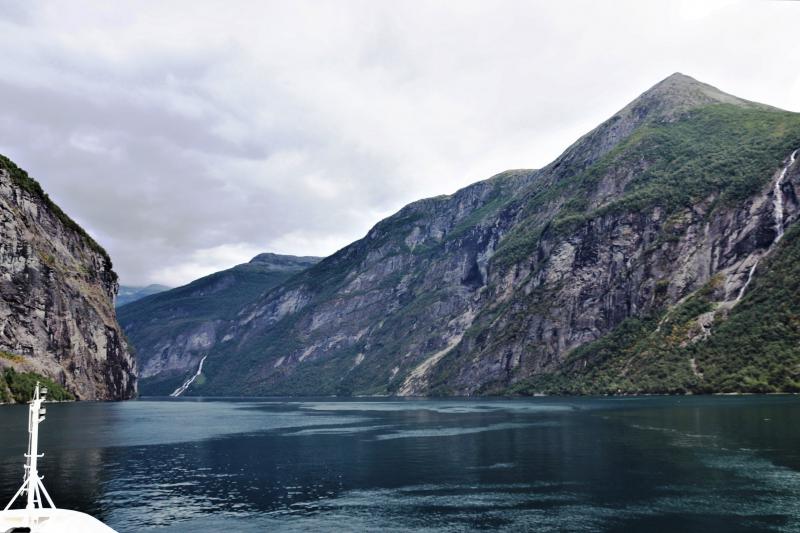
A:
0,0,797,286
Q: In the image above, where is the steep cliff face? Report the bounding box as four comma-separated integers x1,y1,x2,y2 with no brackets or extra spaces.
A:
443,148,800,394
0,156,136,401
118,253,319,395
134,73,800,397
501,147,800,395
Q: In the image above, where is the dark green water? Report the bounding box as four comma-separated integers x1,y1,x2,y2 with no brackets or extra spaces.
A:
1,396,800,532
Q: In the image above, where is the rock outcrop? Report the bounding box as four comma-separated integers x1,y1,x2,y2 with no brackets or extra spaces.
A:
0,156,136,400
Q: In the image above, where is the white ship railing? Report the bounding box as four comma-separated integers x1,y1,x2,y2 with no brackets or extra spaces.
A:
4,382,56,513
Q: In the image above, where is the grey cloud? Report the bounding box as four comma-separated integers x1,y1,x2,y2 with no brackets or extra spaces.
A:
0,1,797,285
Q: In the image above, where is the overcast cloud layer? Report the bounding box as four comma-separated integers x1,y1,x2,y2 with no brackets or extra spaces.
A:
0,1,798,286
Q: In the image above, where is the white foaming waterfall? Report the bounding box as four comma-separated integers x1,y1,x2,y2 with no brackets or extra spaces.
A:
737,149,798,301
170,355,208,397
773,149,798,243
736,261,759,301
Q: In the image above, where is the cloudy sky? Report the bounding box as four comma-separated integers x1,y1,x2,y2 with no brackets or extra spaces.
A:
0,1,798,286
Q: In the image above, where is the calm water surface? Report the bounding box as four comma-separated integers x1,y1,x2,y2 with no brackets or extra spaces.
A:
1,396,800,532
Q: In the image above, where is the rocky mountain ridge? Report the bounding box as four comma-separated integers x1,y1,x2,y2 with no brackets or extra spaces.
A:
128,73,800,396
117,284,171,307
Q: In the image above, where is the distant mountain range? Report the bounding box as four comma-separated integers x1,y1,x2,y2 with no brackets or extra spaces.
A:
121,73,800,397
117,284,171,307
117,253,320,394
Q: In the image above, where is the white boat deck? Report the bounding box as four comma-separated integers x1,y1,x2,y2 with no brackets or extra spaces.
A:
0,508,117,532
2,383,118,532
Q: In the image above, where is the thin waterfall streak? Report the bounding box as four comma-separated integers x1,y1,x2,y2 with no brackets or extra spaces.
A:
773,149,797,243
737,149,797,301
736,261,758,301
170,355,208,397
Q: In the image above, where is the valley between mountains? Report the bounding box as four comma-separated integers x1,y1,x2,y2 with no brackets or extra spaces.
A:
118,73,800,398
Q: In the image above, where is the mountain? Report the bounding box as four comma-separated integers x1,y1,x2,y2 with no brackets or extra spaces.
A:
116,284,171,307
117,253,320,394
136,73,800,397
0,155,136,402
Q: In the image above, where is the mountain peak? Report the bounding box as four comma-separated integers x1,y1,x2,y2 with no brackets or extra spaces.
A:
654,71,703,88
549,73,778,174
625,72,773,119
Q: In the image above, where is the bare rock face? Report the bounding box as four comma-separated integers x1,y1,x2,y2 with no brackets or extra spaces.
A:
0,156,136,400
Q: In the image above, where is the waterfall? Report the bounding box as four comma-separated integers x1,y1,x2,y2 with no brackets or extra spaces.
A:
773,149,798,242
170,355,208,397
736,261,758,301
737,149,797,301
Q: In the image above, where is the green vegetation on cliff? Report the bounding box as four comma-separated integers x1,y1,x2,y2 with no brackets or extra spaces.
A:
693,225,800,392
492,103,800,267
1,368,74,403
562,104,800,221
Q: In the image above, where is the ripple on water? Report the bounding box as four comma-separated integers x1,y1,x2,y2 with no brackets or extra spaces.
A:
34,401,373,449
298,400,577,414
373,422,552,440
624,419,800,531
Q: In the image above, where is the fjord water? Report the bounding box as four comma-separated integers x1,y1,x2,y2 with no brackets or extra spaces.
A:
1,397,799,532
